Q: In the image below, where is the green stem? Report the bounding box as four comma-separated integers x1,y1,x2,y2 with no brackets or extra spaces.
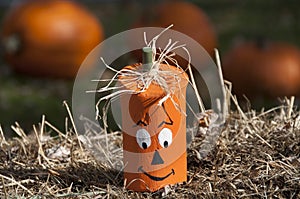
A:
142,47,153,71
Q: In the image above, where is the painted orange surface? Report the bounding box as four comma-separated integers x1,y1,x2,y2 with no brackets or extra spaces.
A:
119,63,189,192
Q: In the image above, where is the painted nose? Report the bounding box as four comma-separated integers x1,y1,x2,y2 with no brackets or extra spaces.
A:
151,150,164,165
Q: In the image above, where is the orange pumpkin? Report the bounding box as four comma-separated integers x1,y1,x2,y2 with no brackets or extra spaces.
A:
131,0,217,62
119,63,189,192
223,40,300,98
1,0,104,78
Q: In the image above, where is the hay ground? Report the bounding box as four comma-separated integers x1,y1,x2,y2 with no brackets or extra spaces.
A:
0,99,299,199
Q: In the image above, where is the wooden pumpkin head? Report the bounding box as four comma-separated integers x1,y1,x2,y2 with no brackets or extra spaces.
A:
119,63,189,192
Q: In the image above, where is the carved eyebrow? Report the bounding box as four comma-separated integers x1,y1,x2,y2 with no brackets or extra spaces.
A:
134,102,174,127
136,120,148,126
158,102,173,128
135,112,150,127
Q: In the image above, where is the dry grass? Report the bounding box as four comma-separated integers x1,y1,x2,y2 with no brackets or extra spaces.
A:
0,97,299,198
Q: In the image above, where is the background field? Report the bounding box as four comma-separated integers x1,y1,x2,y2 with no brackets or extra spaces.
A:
0,0,299,133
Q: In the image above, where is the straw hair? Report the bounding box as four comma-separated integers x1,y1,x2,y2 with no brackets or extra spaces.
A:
89,25,205,134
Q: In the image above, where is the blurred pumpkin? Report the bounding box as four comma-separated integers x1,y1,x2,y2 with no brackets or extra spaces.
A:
131,0,217,63
223,40,300,98
1,0,104,79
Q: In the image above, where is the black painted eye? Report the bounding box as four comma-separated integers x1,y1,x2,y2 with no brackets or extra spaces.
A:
163,141,169,148
136,129,151,149
142,142,148,149
158,128,173,148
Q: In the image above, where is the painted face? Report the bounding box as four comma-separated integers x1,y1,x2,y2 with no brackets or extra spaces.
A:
121,82,187,192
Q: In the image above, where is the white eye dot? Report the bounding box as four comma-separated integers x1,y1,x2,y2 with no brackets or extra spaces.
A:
136,129,151,149
158,128,173,148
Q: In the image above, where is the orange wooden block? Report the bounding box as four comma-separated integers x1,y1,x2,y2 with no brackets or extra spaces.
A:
119,63,189,192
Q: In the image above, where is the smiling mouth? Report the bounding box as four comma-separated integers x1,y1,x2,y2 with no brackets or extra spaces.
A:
138,166,175,181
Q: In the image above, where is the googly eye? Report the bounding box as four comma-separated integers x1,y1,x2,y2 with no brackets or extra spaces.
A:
136,129,151,149
158,128,172,148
